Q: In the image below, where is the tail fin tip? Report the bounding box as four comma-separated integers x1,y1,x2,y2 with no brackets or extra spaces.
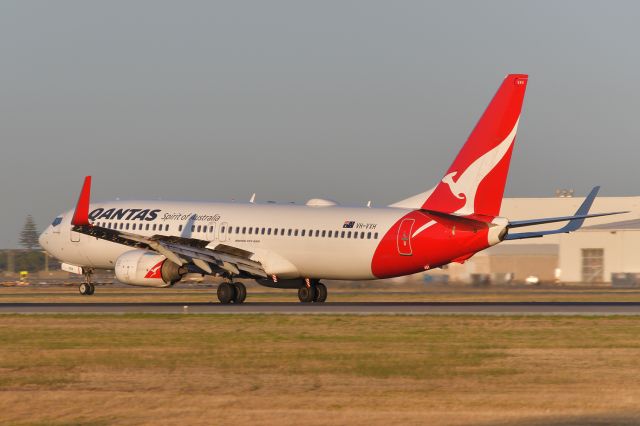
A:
420,73,529,217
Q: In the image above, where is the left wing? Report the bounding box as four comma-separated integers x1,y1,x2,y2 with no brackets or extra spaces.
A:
70,176,267,278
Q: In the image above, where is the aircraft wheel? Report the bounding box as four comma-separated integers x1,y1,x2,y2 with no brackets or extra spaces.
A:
313,283,327,303
217,282,236,304
232,283,247,304
298,286,315,303
79,283,91,296
87,283,95,295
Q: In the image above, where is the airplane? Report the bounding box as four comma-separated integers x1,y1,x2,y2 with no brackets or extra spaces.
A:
39,74,623,303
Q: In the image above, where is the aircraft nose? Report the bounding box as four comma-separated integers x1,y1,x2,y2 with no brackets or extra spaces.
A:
39,229,50,252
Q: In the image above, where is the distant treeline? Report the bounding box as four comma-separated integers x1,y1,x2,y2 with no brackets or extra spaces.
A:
0,250,60,273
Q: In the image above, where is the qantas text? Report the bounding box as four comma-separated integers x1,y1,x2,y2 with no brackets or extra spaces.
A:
89,208,161,222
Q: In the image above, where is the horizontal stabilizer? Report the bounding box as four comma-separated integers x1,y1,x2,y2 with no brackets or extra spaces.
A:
504,186,627,240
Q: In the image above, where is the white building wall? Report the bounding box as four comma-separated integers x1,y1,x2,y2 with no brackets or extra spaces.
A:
558,230,640,283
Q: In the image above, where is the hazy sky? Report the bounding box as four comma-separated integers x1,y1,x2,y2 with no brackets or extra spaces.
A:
1,1,639,248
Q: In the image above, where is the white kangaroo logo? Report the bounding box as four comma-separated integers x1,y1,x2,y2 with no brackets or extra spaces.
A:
441,119,519,216
411,118,520,238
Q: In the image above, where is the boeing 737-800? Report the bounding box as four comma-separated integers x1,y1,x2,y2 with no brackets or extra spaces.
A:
39,74,621,303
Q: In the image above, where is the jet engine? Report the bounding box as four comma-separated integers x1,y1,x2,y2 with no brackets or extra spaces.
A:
114,249,186,287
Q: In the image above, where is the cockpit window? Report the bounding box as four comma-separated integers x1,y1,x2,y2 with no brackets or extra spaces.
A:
51,217,63,227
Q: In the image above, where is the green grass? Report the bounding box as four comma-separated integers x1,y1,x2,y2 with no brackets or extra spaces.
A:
3,314,640,425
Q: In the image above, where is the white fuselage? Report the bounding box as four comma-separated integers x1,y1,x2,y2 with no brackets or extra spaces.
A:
40,200,410,280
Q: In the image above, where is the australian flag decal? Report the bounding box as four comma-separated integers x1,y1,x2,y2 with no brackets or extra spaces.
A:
343,220,355,229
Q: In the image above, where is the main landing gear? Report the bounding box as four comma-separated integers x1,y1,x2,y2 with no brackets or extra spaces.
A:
79,269,95,296
298,280,327,303
217,281,247,304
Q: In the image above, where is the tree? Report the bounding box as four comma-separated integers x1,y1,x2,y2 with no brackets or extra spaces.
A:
19,215,40,250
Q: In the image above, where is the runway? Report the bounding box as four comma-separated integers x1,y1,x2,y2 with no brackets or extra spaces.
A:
4,301,640,315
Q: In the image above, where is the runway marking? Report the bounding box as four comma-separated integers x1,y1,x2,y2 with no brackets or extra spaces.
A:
3,302,640,315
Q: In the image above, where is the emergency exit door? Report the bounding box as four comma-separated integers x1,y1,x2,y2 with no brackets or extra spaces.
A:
397,218,415,256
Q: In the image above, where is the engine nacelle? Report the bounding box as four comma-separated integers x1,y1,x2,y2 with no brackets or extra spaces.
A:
115,249,186,287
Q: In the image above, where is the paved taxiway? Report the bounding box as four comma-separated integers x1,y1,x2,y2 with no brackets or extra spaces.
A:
3,302,640,315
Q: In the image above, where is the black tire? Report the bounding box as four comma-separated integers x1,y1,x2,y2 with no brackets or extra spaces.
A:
87,284,95,295
314,283,327,303
298,286,315,303
217,282,236,304
79,283,89,295
232,283,247,304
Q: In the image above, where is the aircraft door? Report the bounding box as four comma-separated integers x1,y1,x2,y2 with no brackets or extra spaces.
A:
70,222,81,243
220,222,228,242
397,218,414,256
206,223,216,242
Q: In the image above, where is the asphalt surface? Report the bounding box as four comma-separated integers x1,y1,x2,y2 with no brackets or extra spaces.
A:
3,301,640,315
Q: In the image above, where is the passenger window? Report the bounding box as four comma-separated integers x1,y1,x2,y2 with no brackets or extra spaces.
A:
197,225,201,232
315,230,320,237
126,223,130,230
235,227,240,234
191,225,195,232
294,229,298,236
374,232,379,239
308,229,313,236
281,229,285,236
221,226,225,233
367,232,371,239
261,228,265,235
248,227,253,235
361,232,365,239
267,228,271,235
347,231,351,238
242,227,246,234
288,229,292,236
165,224,169,231
328,230,332,238
301,230,306,237
178,225,183,232
322,230,326,237
341,231,345,238
273,228,278,235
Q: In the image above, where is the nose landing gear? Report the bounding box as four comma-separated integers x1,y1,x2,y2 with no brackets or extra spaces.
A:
79,269,95,295
79,282,95,295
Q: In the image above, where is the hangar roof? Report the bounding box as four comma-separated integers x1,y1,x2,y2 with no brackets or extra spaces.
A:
582,218,640,231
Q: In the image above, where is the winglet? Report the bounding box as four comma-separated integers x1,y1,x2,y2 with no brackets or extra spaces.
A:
560,186,599,232
71,176,92,226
